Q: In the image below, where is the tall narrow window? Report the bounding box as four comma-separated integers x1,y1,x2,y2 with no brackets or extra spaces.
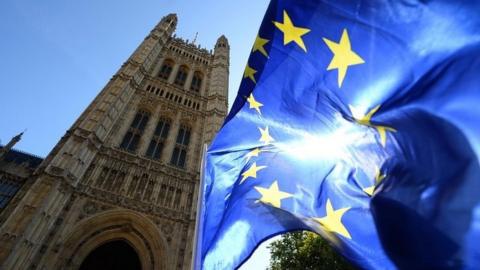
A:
190,71,203,93
113,172,126,193
127,176,139,197
174,188,182,208
145,118,170,160
120,110,150,152
0,177,21,210
143,179,155,201
166,186,175,207
170,125,190,168
157,184,167,205
174,65,189,87
103,169,118,191
134,174,148,200
158,59,174,80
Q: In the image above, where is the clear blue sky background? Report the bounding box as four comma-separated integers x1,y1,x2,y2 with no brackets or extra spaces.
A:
0,0,275,268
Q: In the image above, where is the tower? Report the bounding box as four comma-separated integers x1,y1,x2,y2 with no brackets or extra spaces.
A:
0,14,229,270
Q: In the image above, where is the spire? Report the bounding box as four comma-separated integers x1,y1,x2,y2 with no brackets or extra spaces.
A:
192,32,199,45
0,131,24,160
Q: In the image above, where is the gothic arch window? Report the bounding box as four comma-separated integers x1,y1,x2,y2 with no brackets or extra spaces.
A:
174,65,189,87
190,71,203,93
158,59,174,80
170,125,191,168
120,110,150,152
0,177,21,209
145,118,171,160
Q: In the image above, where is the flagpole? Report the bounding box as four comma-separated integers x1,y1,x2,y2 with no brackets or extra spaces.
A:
191,144,208,270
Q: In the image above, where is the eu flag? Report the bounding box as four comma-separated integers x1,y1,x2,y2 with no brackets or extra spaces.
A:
196,0,480,269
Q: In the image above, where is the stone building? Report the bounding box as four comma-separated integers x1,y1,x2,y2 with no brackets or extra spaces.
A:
0,13,229,270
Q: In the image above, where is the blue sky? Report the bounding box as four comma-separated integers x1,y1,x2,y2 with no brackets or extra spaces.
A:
0,0,269,156
0,0,273,268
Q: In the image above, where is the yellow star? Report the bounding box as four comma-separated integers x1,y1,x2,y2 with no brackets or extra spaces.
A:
363,168,386,196
252,35,269,58
273,10,311,52
258,126,274,145
254,181,293,208
246,148,262,161
314,199,352,239
363,186,375,197
240,162,267,184
375,168,386,183
323,29,365,87
349,104,396,147
244,64,257,83
247,93,263,115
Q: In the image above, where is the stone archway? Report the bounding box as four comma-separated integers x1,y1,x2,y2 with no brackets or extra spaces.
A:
79,240,141,270
55,209,170,270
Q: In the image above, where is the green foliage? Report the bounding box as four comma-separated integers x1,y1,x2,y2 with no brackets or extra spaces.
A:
268,231,356,270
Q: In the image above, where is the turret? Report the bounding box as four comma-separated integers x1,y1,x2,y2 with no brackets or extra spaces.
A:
0,131,23,161
155,13,177,36
210,35,229,98
204,35,230,144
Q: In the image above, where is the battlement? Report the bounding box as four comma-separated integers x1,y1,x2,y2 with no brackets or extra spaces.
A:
170,35,213,55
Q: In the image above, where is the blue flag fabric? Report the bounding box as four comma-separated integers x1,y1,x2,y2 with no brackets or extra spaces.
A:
198,0,480,269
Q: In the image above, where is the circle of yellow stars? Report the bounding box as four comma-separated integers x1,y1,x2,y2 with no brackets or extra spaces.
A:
237,9,398,240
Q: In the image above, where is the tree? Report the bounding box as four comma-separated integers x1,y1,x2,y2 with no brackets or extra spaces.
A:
268,231,356,270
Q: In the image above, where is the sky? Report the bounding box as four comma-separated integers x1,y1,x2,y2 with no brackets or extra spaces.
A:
0,0,275,269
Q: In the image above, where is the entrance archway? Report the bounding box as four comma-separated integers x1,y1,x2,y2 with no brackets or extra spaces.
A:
79,240,141,270
55,209,170,270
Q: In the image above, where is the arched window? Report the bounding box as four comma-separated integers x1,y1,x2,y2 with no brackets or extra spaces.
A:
158,59,174,80
174,65,189,87
170,125,190,168
0,178,21,209
145,118,171,160
190,71,203,93
120,110,150,152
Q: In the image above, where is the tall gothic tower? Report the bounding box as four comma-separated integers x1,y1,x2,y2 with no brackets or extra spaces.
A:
0,14,229,270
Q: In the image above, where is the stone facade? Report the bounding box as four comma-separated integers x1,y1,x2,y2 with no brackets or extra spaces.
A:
0,13,229,270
